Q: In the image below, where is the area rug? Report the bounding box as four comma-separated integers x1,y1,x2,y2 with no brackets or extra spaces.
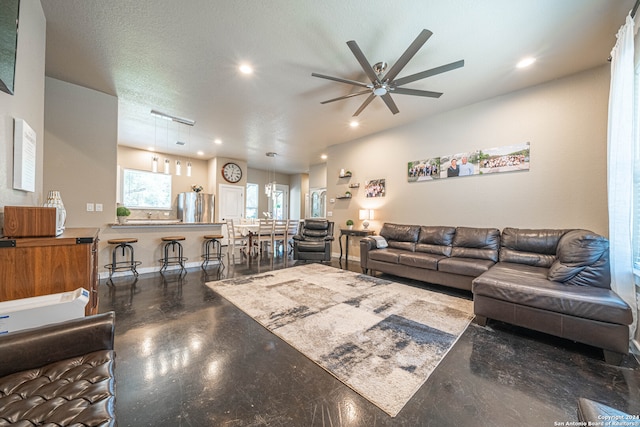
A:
206,264,473,416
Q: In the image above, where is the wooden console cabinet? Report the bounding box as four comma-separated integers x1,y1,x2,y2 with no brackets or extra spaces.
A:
0,228,99,315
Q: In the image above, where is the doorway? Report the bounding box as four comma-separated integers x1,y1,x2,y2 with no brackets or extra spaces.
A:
219,184,244,221
271,184,289,220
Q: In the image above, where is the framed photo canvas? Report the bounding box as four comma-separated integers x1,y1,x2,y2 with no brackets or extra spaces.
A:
13,118,36,192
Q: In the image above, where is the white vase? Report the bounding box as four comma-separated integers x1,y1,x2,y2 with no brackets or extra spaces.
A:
43,190,66,235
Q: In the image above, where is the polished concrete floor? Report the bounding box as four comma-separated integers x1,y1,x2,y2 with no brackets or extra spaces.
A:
99,254,640,426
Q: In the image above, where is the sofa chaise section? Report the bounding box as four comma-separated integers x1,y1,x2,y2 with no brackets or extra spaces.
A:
472,228,632,364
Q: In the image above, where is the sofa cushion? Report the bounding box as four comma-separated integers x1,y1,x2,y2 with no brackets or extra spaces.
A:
380,223,420,243
415,226,455,256
499,227,565,268
299,219,331,239
473,262,631,325
451,227,500,262
368,248,407,264
548,230,611,288
388,241,416,251
438,257,495,277
398,252,445,270
0,350,116,426
296,241,327,252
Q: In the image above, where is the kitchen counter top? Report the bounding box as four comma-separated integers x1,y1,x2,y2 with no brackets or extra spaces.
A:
110,221,223,228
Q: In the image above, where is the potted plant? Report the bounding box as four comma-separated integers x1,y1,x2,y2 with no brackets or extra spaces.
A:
345,191,352,198
346,219,354,230
116,206,131,224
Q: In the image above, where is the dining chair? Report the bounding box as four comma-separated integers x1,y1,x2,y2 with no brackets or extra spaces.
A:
286,219,300,255
272,219,288,257
255,219,274,255
225,219,248,263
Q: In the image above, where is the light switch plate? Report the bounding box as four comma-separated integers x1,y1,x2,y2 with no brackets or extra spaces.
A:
95,203,103,212
86,203,94,212
327,211,333,217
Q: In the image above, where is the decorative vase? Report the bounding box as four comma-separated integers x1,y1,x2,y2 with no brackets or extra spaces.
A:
43,190,66,235
348,225,353,230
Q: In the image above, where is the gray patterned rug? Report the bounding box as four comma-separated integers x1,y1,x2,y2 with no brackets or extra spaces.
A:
207,264,473,416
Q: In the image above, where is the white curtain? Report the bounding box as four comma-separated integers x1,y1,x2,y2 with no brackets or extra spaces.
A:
608,13,638,339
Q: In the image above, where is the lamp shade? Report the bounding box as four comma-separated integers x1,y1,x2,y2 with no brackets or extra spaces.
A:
359,209,374,229
359,209,373,220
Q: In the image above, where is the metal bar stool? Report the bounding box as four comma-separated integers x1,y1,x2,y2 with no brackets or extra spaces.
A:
104,238,141,285
201,234,225,271
159,236,187,275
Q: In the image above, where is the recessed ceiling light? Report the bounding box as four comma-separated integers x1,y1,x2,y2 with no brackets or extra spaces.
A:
148,147,155,152
214,138,222,145
197,151,204,156
516,57,536,68
239,64,253,75
350,120,359,128
321,154,328,160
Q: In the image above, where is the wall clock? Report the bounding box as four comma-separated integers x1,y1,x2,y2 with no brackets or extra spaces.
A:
222,162,242,183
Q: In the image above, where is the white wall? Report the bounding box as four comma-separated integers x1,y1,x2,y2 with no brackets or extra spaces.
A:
309,163,327,189
328,65,610,257
44,78,118,227
0,0,45,218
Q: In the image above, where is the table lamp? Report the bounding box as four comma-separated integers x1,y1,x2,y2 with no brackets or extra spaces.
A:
359,209,374,229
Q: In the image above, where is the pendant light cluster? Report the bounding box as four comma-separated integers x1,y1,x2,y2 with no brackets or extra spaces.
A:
149,110,195,177
264,152,277,197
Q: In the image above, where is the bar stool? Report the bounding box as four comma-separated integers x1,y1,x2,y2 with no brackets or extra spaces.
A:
201,234,225,271
159,236,187,274
104,238,142,285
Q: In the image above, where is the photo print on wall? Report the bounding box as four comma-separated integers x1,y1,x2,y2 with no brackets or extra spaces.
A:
408,142,530,182
365,179,386,197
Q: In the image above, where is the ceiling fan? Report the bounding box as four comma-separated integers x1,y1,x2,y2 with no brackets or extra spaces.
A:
312,29,464,116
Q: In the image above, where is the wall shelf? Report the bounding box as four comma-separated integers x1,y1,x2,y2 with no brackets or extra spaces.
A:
348,183,360,188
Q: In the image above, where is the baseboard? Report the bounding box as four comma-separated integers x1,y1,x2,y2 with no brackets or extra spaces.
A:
98,260,222,279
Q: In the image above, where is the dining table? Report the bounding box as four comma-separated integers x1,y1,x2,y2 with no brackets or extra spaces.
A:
234,223,260,256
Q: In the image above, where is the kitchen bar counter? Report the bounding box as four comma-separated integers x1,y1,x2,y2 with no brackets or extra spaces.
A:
110,221,223,228
99,222,224,277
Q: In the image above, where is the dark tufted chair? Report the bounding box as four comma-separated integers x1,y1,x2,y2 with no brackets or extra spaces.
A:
293,219,335,261
0,312,116,426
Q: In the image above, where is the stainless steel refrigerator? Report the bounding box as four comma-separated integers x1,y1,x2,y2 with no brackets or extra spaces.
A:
177,192,214,223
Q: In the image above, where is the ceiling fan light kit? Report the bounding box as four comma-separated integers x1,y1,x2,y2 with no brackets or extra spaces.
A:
312,29,464,117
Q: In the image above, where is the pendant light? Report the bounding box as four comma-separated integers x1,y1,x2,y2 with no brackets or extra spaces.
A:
265,152,277,197
151,117,159,172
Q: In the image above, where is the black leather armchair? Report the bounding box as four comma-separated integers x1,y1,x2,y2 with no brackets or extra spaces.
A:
0,312,116,426
293,219,335,261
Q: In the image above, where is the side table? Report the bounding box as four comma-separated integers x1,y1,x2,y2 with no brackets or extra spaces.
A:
339,228,375,263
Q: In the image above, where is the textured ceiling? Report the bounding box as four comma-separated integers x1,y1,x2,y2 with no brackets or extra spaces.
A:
41,0,633,173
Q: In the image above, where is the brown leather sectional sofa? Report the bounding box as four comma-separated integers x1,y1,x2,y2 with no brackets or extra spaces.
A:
360,223,632,364
0,312,116,426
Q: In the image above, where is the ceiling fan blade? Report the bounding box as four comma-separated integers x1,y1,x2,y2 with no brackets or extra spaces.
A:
392,87,442,98
393,59,465,87
383,29,433,83
311,73,370,88
320,89,370,104
353,93,376,116
346,40,381,84
381,93,399,115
